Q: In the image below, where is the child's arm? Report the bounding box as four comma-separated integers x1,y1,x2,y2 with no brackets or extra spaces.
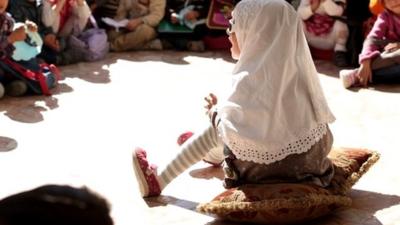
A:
204,93,219,127
384,42,400,53
204,93,218,112
7,26,27,44
7,2,53,39
71,0,91,31
43,33,60,51
114,0,129,21
25,20,38,33
42,0,63,32
357,59,372,86
359,12,389,64
141,0,166,27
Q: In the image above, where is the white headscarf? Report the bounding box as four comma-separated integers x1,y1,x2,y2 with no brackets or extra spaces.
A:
217,0,335,165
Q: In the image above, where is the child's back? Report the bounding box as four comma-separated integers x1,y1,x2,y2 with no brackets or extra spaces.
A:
132,0,337,197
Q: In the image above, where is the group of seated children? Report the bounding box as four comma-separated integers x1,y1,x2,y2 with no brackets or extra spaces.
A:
0,0,234,99
297,0,400,88
0,0,399,100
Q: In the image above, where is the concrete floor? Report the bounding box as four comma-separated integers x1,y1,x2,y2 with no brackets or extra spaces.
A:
0,51,399,225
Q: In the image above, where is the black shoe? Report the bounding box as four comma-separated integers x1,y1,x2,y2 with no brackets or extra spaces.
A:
334,51,349,67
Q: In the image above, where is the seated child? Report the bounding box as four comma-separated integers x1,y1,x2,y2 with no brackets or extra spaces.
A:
42,0,91,37
132,0,336,197
105,0,165,51
159,0,210,51
297,0,349,67
340,0,400,88
0,0,38,98
41,0,91,65
8,0,64,65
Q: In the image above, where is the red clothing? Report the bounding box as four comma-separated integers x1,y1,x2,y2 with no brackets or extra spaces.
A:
48,0,74,31
304,13,335,36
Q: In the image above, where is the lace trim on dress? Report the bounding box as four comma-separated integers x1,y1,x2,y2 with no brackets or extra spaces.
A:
226,123,328,165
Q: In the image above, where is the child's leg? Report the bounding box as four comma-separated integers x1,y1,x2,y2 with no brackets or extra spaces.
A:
109,25,157,51
132,124,220,197
58,15,79,37
202,146,224,166
333,21,349,53
177,131,224,166
333,21,349,67
371,49,400,83
371,49,400,70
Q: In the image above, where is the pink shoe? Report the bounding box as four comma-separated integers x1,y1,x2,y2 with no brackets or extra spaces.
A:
339,69,358,88
132,147,161,197
177,131,194,146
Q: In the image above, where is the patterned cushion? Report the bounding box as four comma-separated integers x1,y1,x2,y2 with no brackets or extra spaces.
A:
197,148,380,224
327,147,380,195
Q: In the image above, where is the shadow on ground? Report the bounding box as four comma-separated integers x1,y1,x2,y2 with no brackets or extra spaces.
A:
0,82,72,123
0,136,18,152
0,51,232,123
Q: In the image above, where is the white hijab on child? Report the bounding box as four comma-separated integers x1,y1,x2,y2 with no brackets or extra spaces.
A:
217,0,335,165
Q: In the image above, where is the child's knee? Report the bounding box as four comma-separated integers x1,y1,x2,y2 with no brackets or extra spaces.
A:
136,24,157,40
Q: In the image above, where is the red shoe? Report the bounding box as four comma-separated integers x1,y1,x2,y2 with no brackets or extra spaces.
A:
177,131,194,146
132,147,161,197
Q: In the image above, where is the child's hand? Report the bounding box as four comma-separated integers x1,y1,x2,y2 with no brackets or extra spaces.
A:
204,93,218,112
384,42,400,53
357,60,372,87
25,20,38,33
170,13,179,24
184,10,199,22
53,0,67,12
310,0,320,12
126,18,143,31
8,26,27,43
44,34,60,51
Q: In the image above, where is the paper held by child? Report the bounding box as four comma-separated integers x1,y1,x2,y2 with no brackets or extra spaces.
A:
177,5,206,30
12,23,43,61
101,17,129,31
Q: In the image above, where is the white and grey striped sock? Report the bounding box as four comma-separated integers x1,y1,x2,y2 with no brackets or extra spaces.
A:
158,125,219,189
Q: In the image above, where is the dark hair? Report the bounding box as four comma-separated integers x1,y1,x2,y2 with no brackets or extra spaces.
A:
0,185,113,225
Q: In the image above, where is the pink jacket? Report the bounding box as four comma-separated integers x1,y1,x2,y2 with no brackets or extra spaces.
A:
359,10,400,63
